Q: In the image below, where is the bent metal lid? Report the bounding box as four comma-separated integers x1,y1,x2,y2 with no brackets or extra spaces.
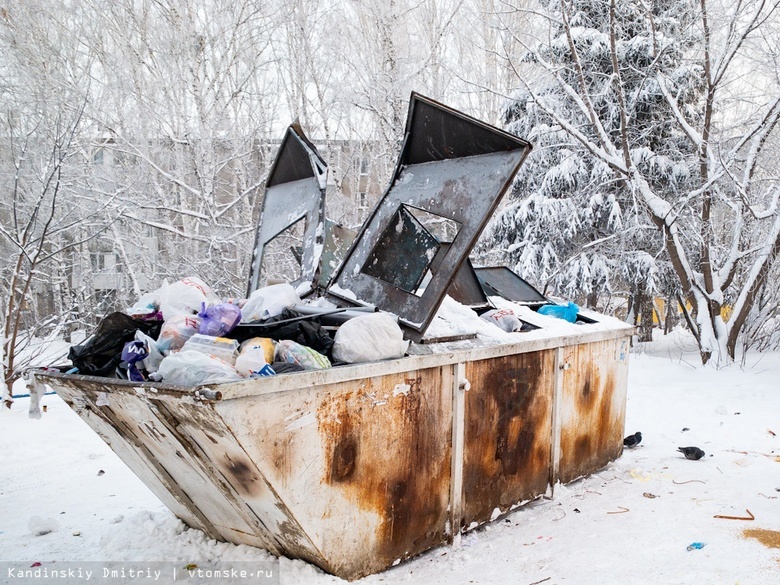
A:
327,93,532,340
247,121,327,297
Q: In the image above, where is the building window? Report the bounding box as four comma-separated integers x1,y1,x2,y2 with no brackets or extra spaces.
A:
90,252,105,271
359,157,369,175
90,252,116,272
93,147,104,165
359,192,368,208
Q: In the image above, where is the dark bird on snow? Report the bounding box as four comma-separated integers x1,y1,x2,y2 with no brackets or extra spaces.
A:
623,432,642,448
678,446,705,460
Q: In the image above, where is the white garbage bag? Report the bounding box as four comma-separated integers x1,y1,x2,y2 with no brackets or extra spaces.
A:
241,283,300,322
480,308,522,333
159,276,220,320
332,312,409,364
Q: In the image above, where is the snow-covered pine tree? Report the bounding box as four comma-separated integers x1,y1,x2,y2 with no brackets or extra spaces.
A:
479,0,701,343
480,0,780,364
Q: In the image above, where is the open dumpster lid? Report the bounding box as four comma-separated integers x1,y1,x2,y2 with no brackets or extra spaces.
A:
327,93,532,338
474,266,548,305
247,122,327,297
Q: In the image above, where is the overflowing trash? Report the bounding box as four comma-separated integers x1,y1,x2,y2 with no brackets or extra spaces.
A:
65,270,582,386
66,273,422,385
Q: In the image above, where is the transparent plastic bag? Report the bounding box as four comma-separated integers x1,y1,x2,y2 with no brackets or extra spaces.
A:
181,334,239,365
274,340,331,370
159,276,220,320
235,338,276,377
241,284,300,322
157,314,202,352
331,312,409,364
157,350,242,386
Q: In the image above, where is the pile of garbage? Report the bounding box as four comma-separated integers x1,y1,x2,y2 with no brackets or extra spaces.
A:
67,277,410,387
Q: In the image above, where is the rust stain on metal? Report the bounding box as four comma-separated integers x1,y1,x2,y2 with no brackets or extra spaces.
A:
222,454,262,498
316,369,451,577
462,351,554,528
558,340,624,484
330,434,358,483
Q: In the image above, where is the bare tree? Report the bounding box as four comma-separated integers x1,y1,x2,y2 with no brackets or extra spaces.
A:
0,2,124,403
495,0,780,365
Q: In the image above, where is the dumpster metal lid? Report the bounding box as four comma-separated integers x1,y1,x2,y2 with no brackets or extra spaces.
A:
247,122,327,297
327,93,532,338
430,244,490,310
474,266,548,305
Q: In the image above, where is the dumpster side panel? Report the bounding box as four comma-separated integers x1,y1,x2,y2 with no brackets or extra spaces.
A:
149,398,327,566
557,338,629,484
53,381,212,534
216,365,454,581
461,350,555,528
47,377,327,564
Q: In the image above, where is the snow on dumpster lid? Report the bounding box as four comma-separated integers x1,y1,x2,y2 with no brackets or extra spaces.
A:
327,93,532,340
247,121,327,297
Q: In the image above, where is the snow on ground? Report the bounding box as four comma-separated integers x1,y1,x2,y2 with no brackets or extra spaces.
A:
1,328,779,584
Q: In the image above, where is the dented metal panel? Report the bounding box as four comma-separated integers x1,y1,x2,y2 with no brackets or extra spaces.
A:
556,338,630,484
461,351,555,528
247,123,327,296
49,376,327,567
215,366,453,580
330,94,532,337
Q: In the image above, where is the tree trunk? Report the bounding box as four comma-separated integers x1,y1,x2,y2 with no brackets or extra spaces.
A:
664,296,678,334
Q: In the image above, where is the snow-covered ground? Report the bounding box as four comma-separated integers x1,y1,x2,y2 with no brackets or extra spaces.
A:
1,328,778,584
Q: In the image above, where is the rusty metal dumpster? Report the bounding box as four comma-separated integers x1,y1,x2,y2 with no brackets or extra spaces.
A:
37,94,633,581
40,319,630,580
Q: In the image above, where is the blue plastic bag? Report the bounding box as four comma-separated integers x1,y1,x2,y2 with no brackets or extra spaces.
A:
538,301,579,323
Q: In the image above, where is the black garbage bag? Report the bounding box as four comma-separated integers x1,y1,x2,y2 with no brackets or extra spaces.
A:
68,312,163,377
231,308,334,358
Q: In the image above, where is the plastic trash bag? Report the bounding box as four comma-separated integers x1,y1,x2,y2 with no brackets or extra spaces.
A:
159,276,220,320
480,308,522,332
198,302,242,337
275,340,331,370
120,340,149,382
181,334,239,366
241,283,300,323
331,312,409,364
270,361,303,374
135,330,164,373
157,350,243,386
234,338,276,377
68,312,163,377
125,289,162,318
537,301,579,323
157,314,202,353
240,337,276,364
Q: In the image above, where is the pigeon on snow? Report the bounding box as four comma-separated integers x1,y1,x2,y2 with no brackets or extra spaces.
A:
623,432,642,448
678,446,705,460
